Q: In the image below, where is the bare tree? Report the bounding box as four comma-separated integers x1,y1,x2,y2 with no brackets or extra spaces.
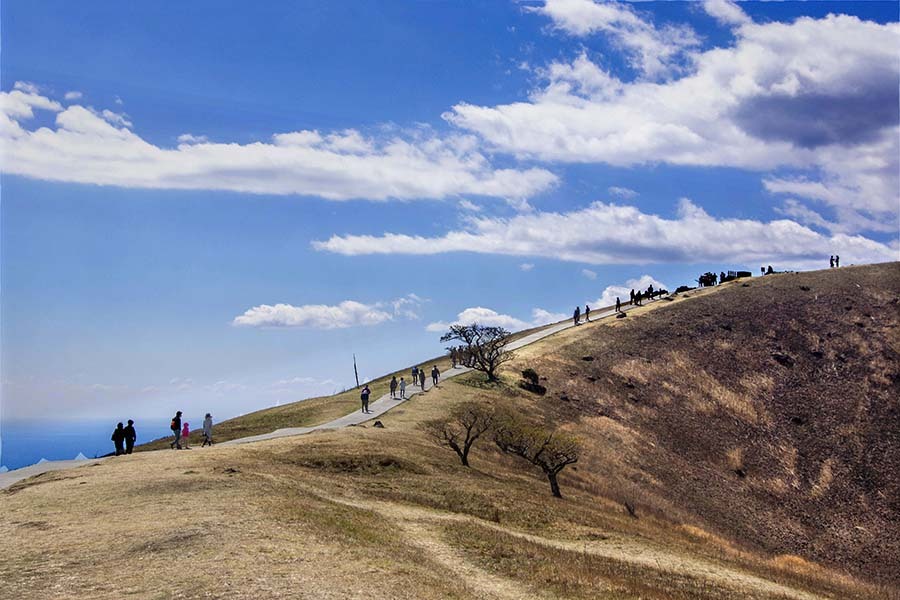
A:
440,324,513,381
422,402,494,467
493,414,580,498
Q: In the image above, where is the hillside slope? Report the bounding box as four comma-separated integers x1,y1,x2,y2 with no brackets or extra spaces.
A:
1,263,897,599
513,262,899,586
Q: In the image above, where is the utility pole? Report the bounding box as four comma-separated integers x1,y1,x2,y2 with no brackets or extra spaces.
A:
353,354,360,389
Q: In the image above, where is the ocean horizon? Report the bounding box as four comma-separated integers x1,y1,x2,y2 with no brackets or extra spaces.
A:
1,418,176,471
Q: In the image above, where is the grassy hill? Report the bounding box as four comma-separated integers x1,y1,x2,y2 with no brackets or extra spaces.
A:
2,263,897,599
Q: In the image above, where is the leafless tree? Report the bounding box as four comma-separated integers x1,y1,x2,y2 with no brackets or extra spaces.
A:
440,324,513,381
493,413,580,498
422,402,494,467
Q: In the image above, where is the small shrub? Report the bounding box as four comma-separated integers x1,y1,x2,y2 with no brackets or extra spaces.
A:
519,368,546,395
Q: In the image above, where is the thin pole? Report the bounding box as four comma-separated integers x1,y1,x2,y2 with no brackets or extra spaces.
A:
353,354,360,389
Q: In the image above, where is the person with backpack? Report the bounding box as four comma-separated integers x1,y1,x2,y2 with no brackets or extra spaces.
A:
170,411,183,450
201,413,214,447
360,384,371,413
111,422,126,456
399,377,406,399
123,420,137,454
573,306,580,326
181,422,191,449
389,376,398,399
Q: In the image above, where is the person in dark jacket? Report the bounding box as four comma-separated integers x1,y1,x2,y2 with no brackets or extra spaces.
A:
431,365,440,386
419,368,426,389
573,306,581,326
360,385,371,413
615,297,621,313
389,376,398,398
584,305,591,322
170,411,183,449
111,422,126,456
123,420,137,454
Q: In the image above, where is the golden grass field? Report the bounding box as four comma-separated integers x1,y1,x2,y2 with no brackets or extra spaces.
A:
2,264,897,599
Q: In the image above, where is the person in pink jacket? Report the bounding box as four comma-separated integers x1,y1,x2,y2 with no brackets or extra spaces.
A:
181,422,191,449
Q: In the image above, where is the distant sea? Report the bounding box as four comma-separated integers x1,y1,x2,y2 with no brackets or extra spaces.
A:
1,419,174,471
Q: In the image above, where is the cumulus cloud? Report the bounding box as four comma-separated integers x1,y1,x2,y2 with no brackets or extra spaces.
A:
531,0,700,78
593,275,668,307
0,89,557,202
64,91,83,101
177,133,209,144
314,198,898,269
233,293,424,329
426,305,567,333
446,14,900,233
702,0,751,27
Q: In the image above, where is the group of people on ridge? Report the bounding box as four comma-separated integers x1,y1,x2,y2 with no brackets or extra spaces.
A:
168,411,214,450
364,365,443,413
829,255,841,268
110,420,138,456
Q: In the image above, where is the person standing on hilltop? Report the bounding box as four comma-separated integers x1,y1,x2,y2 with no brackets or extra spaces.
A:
630,289,635,305
170,411,183,450
360,384,371,413
201,413,214,447
584,304,591,322
181,422,191,449
389,376,398,398
573,306,581,326
111,422,126,456
399,377,406,399
835,255,840,268
615,297,621,313
830,255,834,268
123,419,137,454
431,365,440,386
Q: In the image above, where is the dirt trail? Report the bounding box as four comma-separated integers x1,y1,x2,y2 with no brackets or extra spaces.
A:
311,489,827,600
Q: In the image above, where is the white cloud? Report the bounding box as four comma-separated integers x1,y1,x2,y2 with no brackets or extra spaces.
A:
530,308,568,325
64,91,83,101
702,0,751,27
608,186,638,199
520,262,534,271
177,133,209,144
446,14,900,233
581,268,597,280
427,305,571,333
314,198,898,269
594,275,668,307
459,199,482,212
13,81,40,94
233,293,424,329
0,91,557,202
530,0,700,79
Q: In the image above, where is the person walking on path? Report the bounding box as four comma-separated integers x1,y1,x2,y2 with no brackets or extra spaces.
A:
123,420,137,454
389,376,398,398
835,255,840,268
584,305,591,322
399,377,406,399
181,422,191,449
411,366,418,387
202,413,214,447
419,368,426,389
431,365,440,386
111,422,126,456
630,289,635,305
615,297,621,313
573,306,581,326
360,384,371,413
170,411,183,450
450,348,457,368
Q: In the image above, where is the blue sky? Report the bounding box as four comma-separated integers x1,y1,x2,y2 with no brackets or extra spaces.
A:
2,1,898,460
